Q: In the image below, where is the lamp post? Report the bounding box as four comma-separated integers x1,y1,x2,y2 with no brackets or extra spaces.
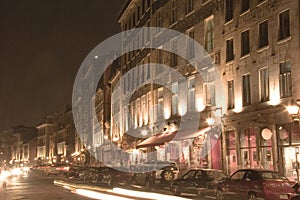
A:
296,147,299,182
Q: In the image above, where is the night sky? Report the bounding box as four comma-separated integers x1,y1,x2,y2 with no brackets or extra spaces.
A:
0,0,123,131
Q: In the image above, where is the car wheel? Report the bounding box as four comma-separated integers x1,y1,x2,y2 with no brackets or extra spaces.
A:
161,170,174,182
248,192,256,200
145,179,152,191
216,189,224,200
173,186,181,196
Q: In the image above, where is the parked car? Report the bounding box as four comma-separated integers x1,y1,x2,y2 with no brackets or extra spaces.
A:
289,182,300,200
44,164,69,176
215,169,295,200
64,166,86,179
130,161,179,190
89,166,134,187
170,168,227,197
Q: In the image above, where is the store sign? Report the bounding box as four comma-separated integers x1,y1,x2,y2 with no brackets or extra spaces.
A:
261,128,273,140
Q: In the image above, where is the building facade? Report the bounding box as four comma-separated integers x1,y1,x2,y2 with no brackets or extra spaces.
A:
114,0,300,180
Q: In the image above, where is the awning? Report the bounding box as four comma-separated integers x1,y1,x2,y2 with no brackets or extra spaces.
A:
173,127,211,140
136,127,211,148
136,132,177,148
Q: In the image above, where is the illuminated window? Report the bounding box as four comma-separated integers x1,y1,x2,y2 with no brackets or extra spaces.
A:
242,74,251,106
205,16,214,52
172,83,178,114
259,67,269,102
227,80,235,109
279,61,292,98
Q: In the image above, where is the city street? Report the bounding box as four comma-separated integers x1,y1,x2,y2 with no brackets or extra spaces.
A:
0,171,91,200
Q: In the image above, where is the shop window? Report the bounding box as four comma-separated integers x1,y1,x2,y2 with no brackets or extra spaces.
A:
240,128,257,168
240,0,249,14
259,20,268,48
242,74,251,106
279,61,292,98
226,131,237,174
227,80,235,109
241,30,250,57
259,67,269,102
226,39,234,62
225,0,233,23
278,10,290,41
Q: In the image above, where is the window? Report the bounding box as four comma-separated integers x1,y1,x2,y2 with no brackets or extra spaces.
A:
188,77,195,111
187,29,195,59
170,39,178,67
226,38,234,62
186,0,193,14
242,74,251,106
278,10,290,41
259,68,269,102
240,128,257,168
170,0,177,24
172,83,178,115
205,17,214,52
137,6,141,22
231,171,246,181
279,61,292,98
259,20,268,48
241,0,249,14
241,30,250,57
228,80,235,109
225,0,233,22
226,131,237,174
204,83,215,106
157,12,163,27
158,88,164,120
132,13,136,26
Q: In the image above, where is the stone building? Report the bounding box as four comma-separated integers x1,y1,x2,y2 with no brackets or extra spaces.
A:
115,0,300,179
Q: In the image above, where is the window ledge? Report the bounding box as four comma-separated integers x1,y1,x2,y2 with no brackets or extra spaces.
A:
240,9,250,17
257,45,269,53
257,0,268,7
224,19,233,26
225,60,234,65
240,54,250,60
277,36,292,45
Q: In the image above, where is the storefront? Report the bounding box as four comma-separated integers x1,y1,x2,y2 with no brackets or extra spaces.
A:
277,123,300,181
225,127,275,175
136,126,222,170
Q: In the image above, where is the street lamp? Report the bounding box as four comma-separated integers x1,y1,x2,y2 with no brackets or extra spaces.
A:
287,103,300,121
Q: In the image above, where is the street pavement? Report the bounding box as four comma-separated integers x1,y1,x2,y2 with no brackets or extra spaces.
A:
0,171,93,200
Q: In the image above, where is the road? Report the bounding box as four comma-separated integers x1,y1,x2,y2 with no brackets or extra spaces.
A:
0,171,92,200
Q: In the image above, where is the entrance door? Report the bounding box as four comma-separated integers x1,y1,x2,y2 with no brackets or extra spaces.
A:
283,146,300,181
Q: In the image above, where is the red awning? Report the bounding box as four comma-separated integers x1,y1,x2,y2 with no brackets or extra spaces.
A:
136,132,177,148
173,127,210,140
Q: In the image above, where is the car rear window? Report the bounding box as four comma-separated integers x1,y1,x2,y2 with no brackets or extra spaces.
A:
260,172,288,180
208,171,227,180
